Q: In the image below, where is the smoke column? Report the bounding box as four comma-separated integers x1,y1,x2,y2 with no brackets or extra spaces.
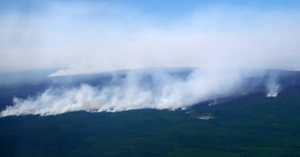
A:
266,75,281,97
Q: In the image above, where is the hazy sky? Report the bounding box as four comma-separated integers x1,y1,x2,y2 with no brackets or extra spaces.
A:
1,0,300,75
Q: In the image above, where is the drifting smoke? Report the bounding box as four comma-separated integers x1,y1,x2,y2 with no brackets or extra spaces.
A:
0,69,255,117
266,75,281,97
0,1,297,117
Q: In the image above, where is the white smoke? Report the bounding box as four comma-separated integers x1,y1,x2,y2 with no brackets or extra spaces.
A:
266,75,281,97
0,1,296,117
0,69,252,117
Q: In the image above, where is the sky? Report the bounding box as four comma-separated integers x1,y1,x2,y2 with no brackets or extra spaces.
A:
1,0,300,75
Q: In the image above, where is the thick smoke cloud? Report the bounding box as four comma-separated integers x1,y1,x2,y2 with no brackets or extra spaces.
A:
1,69,254,117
